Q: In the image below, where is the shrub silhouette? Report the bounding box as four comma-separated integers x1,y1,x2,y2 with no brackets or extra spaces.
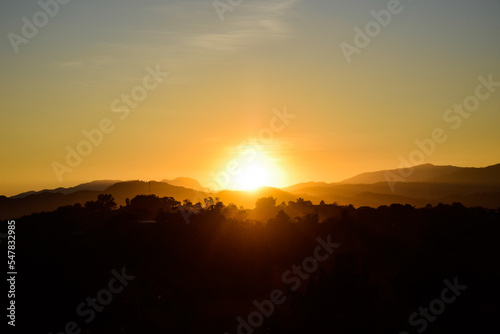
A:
13,194,500,334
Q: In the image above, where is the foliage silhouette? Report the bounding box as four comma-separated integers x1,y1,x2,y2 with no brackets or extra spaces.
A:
12,194,500,333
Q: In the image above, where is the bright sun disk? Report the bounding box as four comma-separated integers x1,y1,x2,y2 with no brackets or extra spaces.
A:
236,164,269,191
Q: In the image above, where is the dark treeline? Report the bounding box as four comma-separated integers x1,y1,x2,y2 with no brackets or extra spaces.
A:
14,194,500,333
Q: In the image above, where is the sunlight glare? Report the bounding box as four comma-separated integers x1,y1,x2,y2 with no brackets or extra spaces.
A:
225,146,285,191
236,164,269,190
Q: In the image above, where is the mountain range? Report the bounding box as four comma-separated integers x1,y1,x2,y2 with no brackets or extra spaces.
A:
1,164,499,220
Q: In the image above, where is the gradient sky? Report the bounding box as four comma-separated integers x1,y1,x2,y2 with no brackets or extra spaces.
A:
1,0,500,196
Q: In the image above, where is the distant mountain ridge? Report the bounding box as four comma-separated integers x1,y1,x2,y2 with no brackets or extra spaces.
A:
161,177,209,192
0,180,211,220
1,163,499,219
10,180,121,199
339,163,500,185
9,177,208,199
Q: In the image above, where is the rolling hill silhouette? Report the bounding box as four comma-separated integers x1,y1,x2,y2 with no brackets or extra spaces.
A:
286,163,500,209
1,163,499,220
10,180,120,199
161,177,210,192
216,187,298,209
339,163,500,184
0,181,210,220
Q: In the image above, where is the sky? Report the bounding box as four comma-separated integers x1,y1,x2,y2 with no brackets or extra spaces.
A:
1,0,500,196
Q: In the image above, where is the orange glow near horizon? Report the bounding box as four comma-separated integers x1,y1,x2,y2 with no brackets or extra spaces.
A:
235,149,285,191
1,1,500,197
206,147,287,191
234,164,269,191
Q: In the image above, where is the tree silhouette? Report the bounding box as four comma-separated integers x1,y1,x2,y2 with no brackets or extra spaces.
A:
84,193,117,212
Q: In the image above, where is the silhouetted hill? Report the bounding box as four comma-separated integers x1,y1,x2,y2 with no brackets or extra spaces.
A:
0,181,209,220
0,190,101,220
3,163,500,219
340,163,500,185
161,177,209,192
104,180,208,205
283,181,330,193
216,186,299,209
14,191,500,333
10,180,120,199
426,163,500,184
275,163,500,209
340,163,461,184
286,182,500,209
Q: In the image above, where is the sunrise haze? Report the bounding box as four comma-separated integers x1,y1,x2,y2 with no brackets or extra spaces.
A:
1,0,500,196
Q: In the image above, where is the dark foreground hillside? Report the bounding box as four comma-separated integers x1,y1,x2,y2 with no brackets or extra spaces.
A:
9,195,500,333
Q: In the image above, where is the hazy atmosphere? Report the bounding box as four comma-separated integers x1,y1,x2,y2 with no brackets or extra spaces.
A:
1,1,500,334
1,0,500,195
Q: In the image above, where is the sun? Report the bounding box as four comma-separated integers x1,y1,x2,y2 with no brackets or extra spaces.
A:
230,149,284,191
206,145,286,191
235,164,269,191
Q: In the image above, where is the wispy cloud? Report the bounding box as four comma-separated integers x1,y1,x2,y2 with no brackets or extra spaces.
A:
51,0,302,85
188,0,301,52
58,56,117,71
